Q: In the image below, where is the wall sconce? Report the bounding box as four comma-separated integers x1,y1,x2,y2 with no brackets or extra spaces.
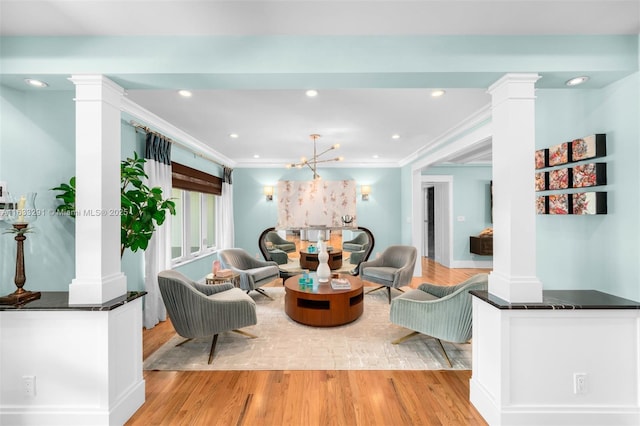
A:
263,186,274,201
361,185,371,201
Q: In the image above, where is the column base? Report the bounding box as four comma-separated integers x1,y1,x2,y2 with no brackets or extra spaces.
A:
69,272,127,305
488,270,542,303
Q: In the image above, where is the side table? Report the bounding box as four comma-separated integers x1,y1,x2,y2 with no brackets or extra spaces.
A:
206,272,241,288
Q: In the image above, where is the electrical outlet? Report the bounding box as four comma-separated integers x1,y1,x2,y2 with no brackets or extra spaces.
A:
574,373,587,394
23,375,36,397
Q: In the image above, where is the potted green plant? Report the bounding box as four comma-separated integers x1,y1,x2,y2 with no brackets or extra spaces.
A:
52,153,176,257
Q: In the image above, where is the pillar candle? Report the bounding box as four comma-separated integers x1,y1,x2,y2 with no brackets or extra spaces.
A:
16,195,26,223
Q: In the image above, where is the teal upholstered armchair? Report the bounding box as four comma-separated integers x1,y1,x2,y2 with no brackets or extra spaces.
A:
389,273,489,366
265,231,296,253
258,228,291,266
359,245,417,303
157,270,258,364
218,248,280,299
342,231,369,252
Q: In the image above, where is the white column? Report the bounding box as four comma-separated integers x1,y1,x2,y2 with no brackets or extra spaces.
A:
68,75,127,304
487,73,543,303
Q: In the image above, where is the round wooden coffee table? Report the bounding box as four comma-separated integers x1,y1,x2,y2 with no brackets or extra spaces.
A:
284,274,364,327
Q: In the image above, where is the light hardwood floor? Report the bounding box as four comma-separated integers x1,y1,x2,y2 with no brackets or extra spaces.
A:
127,258,490,426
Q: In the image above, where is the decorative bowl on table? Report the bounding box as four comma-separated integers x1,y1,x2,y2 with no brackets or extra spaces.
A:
341,215,355,225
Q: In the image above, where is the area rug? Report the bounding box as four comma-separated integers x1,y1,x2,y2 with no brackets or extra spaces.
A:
143,287,471,371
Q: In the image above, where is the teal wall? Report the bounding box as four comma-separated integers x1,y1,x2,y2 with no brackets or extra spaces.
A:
535,73,640,301
2,36,636,90
119,113,223,286
232,167,402,258
0,87,76,294
1,76,638,301
0,92,224,295
422,165,493,262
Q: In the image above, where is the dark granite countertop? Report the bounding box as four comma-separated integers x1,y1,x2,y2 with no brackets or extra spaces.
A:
470,289,640,310
0,291,146,311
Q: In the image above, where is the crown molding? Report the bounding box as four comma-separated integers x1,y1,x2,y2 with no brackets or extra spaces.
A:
400,103,492,167
121,96,236,168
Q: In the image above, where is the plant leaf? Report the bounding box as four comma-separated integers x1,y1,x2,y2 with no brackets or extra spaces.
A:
52,154,177,256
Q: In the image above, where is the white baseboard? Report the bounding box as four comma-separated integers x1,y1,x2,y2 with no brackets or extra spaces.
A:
471,377,640,426
451,259,493,269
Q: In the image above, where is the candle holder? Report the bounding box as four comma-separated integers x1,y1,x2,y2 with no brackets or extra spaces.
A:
1,192,40,305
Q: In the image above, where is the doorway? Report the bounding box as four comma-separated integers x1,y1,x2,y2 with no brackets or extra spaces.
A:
423,186,435,259
419,176,452,268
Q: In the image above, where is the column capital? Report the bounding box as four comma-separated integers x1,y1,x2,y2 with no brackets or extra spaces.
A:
68,74,124,89
488,73,541,106
68,74,124,107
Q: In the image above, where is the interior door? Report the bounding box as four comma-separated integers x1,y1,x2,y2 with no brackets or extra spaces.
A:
423,186,435,259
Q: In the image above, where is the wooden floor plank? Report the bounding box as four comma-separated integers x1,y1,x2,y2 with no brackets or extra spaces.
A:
127,258,490,425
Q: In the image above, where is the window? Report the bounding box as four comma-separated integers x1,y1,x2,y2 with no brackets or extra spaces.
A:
171,189,216,263
170,162,222,264
170,188,183,259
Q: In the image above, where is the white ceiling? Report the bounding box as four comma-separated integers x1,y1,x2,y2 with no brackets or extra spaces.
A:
2,0,638,167
2,1,639,36
124,88,491,166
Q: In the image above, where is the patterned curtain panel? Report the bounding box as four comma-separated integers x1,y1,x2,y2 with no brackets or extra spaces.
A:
216,166,234,249
143,132,172,329
276,180,357,229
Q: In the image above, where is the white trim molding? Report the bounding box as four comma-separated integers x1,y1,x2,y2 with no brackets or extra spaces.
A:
402,104,492,167
410,118,493,274
121,97,236,168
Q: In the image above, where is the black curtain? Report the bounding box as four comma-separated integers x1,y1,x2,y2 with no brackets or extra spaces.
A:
145,133,172,165
223,166,233,185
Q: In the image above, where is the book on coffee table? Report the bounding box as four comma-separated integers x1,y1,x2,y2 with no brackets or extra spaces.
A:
331,278,351,290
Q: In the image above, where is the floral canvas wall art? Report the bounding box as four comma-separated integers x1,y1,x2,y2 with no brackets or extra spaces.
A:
535,149,548,169
571,134,606,162
572,163,607,188
535,172,547,191
276,180,357,229
548,168,570,190
536,196,548,214
548,194,570,215
572,192,607,215
548,142,570,166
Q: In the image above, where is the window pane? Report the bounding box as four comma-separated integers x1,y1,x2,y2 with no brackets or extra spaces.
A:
189,191,201,254
171,188,183,259
205,194,216,248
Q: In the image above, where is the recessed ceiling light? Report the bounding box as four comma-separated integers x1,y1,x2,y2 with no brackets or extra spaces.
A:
24,78,48,88
253,154,260,159
431,89,446,97
565,76,590,87
178,90,192,97
372,154,379,159
305,89,318,97
391,134,401,140
229,133,239,139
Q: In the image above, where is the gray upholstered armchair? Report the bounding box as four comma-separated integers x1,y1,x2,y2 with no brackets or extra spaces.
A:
389,273,489,366
157,270,258,364
359,245,417,303
342,231,369,252
258,228,290,266
265,231,296,253
218,248,280,299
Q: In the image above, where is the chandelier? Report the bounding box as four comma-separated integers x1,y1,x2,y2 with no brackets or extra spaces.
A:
286,134,343,180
